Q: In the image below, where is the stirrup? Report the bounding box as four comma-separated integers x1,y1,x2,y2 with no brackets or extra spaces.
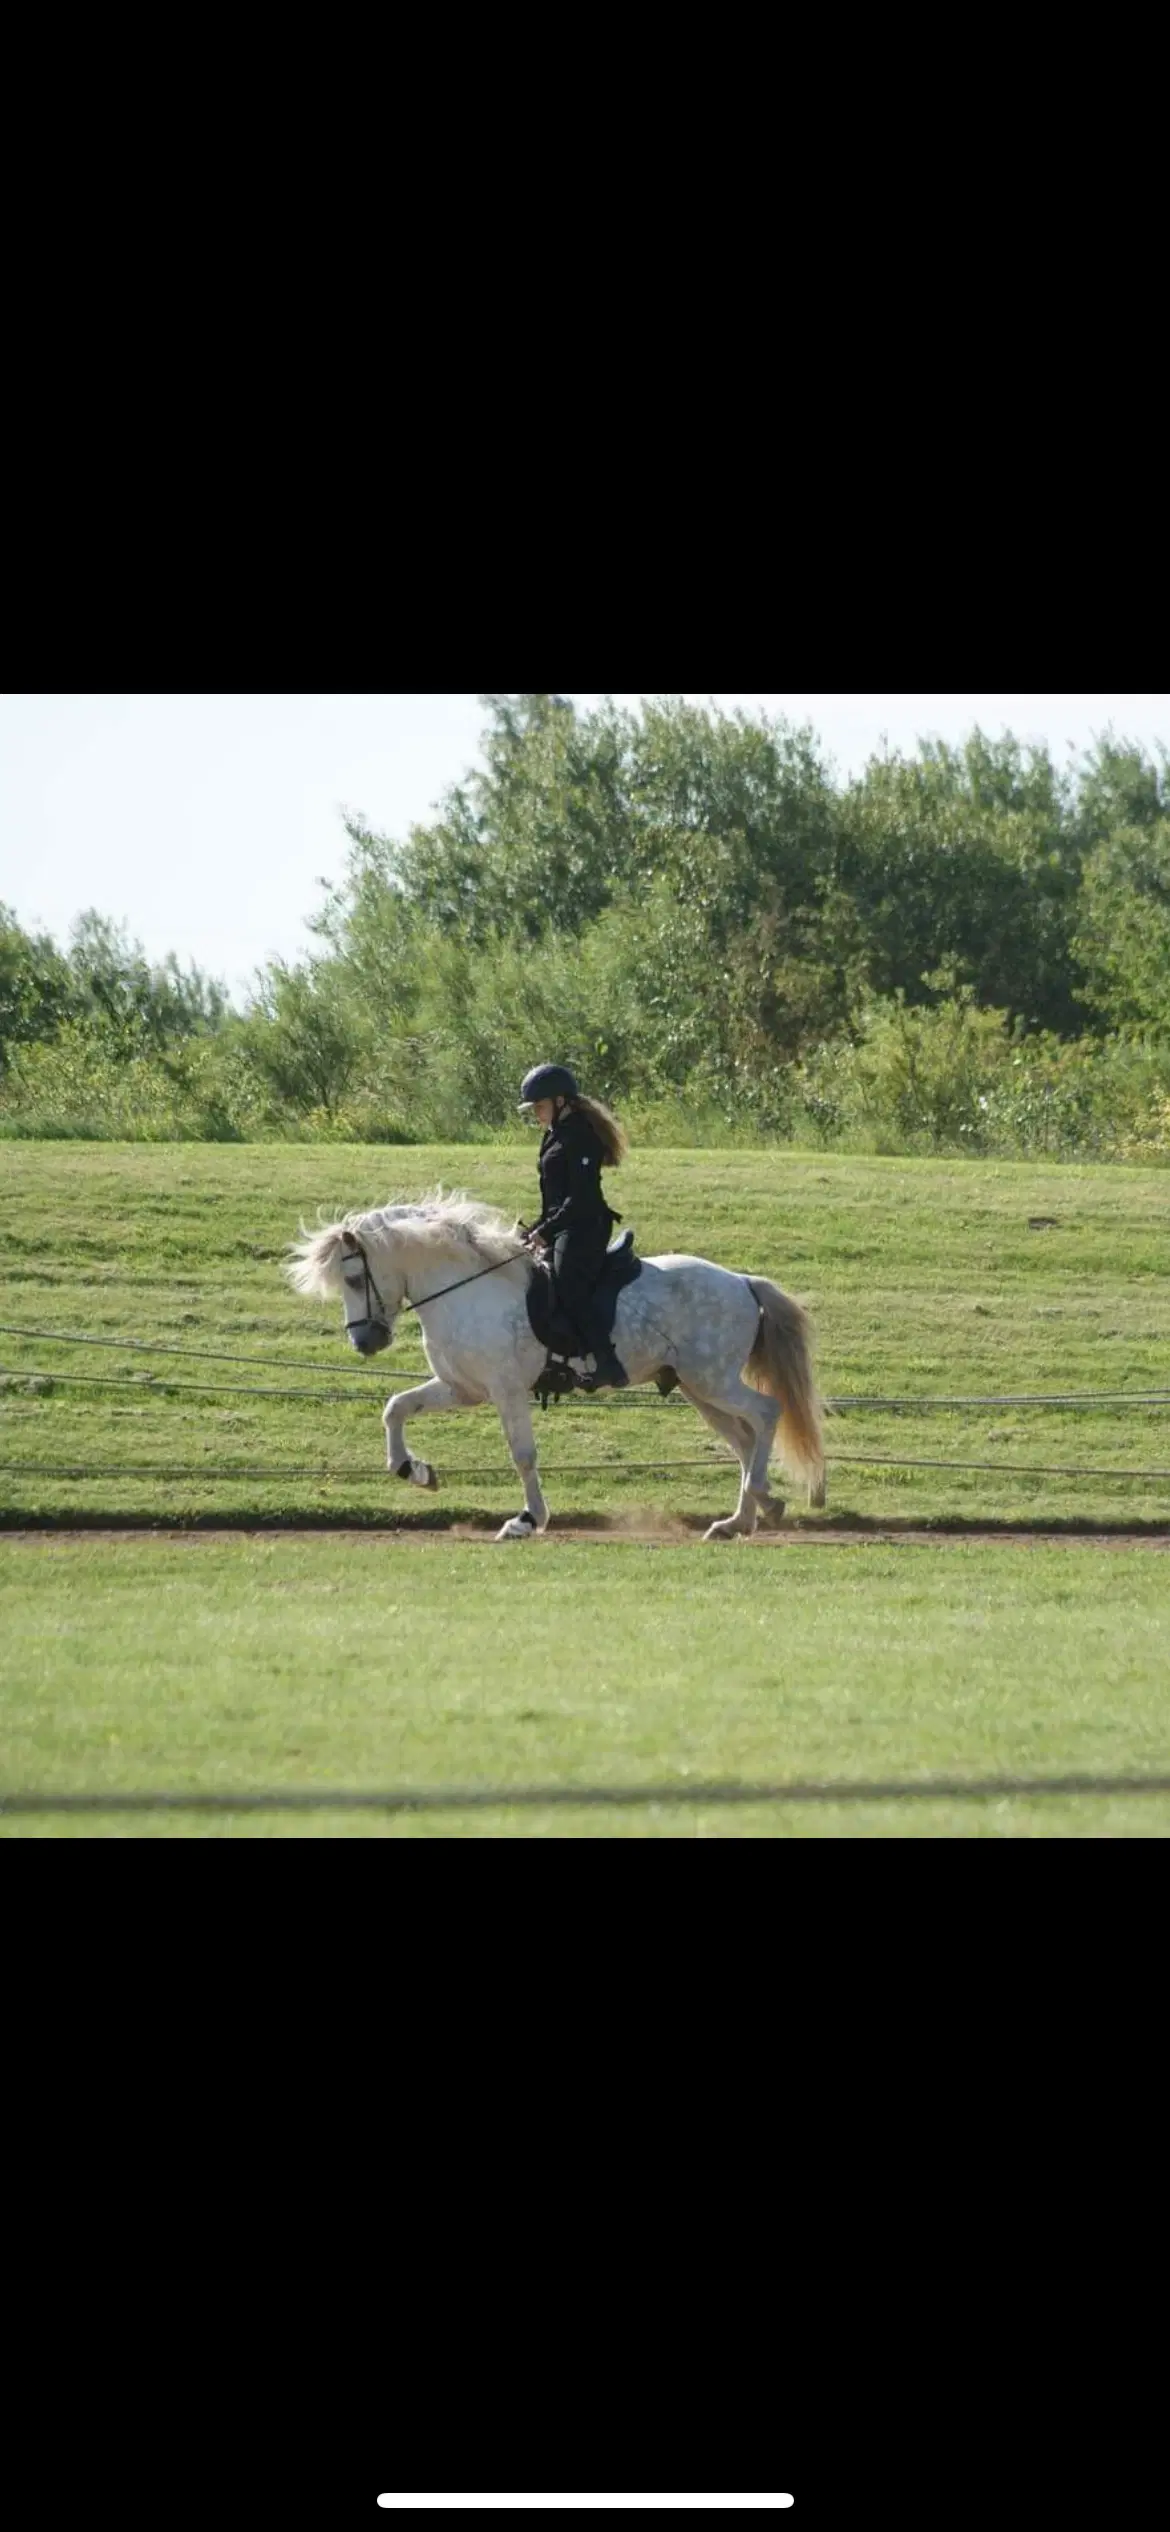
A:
581,1352,628,1392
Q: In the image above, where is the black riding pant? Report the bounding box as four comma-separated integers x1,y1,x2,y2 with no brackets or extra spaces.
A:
551,1222,613,1355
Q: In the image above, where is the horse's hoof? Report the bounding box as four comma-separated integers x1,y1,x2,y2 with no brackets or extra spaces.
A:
418,1461,439,1493
808,1477,827,1510
756,1494,787,1529
495,1513,538,1542
702,1520,739,1542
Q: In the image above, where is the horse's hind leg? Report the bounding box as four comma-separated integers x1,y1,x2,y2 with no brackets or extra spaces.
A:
679,1380,782,1540
740,1387,785,1522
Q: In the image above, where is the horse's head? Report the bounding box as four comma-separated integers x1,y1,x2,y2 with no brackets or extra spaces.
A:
287,1215,406,1357
338,1231,395,1355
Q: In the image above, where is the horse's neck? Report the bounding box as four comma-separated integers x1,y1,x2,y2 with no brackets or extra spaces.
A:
388,1233,527,1322
387,1229,484,1300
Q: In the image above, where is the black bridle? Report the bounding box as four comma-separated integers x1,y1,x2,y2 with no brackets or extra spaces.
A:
341,1234,394,1335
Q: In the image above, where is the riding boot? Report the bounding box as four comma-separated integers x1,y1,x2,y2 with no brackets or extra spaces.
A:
580,1341,628,1391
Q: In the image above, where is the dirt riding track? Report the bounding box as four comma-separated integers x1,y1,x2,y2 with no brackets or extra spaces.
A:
6,1514,1170,1549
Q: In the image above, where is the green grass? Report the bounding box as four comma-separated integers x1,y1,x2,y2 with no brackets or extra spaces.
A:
3,1139,1169,1837
3,1534,1170,1837
1,1138,1169,1529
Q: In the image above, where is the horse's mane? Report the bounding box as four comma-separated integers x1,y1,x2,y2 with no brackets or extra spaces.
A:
287,1186,524,1297
374,1187,524,1265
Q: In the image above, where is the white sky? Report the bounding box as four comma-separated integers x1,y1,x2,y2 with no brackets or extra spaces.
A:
1,693,1166,1004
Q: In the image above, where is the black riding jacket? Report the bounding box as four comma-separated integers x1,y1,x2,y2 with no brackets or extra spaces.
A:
533,1107,616,1243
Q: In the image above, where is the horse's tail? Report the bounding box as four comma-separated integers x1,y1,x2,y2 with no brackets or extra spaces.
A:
745,1277,826,1504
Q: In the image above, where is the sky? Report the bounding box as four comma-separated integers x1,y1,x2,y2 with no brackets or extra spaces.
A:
2,693,1166,1004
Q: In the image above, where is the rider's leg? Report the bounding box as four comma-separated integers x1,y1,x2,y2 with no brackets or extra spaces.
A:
553,1227,628,1389
551,1227,605,1355
580,1269,630,1386
580,1322,628,1388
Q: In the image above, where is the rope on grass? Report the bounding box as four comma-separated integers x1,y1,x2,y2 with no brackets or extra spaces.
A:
0,1365,376,1405
823,1391,1170,1412
0,1457,732,1481
830,1452,1170,1479
7,1354,1170,1419
0,1320,372,1374
4,1771,1170,1815
5,1453,1170,1483
5,1324,1170,1415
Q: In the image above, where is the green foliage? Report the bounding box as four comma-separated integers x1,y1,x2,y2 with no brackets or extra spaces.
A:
792,995,1170,1161
4,706,1170,1156
65,912,228,1056
794,989,1014,1152
0,1023,249,1141
836,734,1087,1033
0,903,230,1092
234,963,365,1123
377,693,633,942
0,906,73,1071
1073,818,1170,1032
1072,735,1169,848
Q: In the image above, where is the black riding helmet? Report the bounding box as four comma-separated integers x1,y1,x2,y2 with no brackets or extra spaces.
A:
519,1063,579,1109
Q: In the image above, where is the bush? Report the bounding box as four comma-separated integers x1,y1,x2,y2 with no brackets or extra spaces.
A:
791,998,1170,1162
792,992,1013,1153
0,1025,248,1142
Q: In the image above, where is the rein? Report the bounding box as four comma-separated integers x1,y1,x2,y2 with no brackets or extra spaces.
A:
342,1232,526,1328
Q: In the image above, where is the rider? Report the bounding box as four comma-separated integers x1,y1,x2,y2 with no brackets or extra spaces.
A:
519,1063,629,1390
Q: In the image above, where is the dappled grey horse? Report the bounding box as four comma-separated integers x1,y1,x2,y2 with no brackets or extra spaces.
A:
289,1191,825,1542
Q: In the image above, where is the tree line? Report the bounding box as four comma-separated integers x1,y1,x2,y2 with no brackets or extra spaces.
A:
3,696,1169,1157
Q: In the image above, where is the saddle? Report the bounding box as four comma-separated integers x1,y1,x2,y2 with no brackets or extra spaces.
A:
525,1228,643,1408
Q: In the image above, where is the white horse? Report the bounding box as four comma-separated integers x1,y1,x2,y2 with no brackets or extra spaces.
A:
288,1191,825,1543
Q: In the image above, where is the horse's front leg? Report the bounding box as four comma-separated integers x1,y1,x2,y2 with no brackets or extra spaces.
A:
381,1378,466,1492
491,1391,549,1542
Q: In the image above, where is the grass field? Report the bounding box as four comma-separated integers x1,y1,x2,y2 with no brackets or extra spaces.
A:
2,1140,1169,1837
3,1534,1170,1837
3,1138,1170,1530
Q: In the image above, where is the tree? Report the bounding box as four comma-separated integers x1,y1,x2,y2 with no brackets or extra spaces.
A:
1073,820,1170,1033
67,913,228,1056
239,963,363,1118
1073,734,1169,850
391,694,636,942
837,733,1087,1033
0,906,72,1072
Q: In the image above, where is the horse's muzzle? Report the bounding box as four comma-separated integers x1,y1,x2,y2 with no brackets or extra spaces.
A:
347,1319,391,1356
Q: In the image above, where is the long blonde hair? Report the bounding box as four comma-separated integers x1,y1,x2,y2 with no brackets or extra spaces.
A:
569,1092,627,1166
